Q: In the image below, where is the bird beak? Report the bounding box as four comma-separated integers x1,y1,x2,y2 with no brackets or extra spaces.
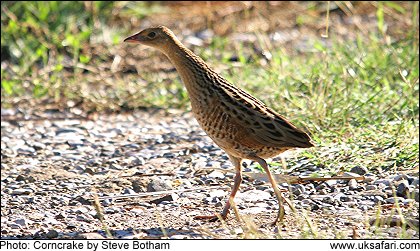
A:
123,32,143,43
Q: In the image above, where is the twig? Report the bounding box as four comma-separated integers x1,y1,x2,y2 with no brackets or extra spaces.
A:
321,1,330,38
96,186,228,201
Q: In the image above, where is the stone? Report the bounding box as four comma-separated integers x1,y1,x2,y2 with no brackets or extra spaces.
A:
350,166,368,175
410,178,419,187
374,179,392,187
291,184,306,196
241,207,265,214
46,229,59,239
149,193,179,204
209,190,227,198
396,180,409,197
14,218,33,227
170,234,189,239
11,188,32,195
147,178,173,192
76,232,105,239
237,190,271,202
393,174,409,182
366,185,377,190
348,179,358,190
208,170,225,179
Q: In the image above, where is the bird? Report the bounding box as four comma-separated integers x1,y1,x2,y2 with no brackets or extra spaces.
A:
124,26,314,225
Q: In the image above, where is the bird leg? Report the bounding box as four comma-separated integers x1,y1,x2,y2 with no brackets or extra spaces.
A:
253,157,285,226
194,155,242,222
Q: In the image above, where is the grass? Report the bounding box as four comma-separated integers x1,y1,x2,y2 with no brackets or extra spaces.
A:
1,1,419,239
208,33,419,175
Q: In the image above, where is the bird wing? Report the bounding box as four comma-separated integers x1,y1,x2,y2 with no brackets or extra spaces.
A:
213,78,314,148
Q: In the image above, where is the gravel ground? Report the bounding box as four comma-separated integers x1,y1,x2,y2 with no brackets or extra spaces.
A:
1,108,419,239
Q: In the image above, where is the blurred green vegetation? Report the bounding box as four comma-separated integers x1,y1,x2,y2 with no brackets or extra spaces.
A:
1,1,419,173
1,1,164,97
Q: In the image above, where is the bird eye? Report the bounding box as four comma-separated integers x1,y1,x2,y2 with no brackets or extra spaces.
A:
148,32,156,38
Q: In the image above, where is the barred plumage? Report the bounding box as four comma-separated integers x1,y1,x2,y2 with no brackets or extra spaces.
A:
124,26,314,225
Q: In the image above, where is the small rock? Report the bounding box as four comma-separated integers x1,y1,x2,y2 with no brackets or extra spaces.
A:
325,179,337,186
350,166,368,175
374,179,392,187
46,230,59,239
11,188,32,195
373,196,384,203
170,235,189,239
348,179,358,190
104,207,120,214
147,178,173,192
8,223,22,229
149,193,179,204
241,207,266,214
55,127,79,135
76,232,105,239
204,178,218,185
126,156,145,166
291,184,306,196
129,208,145,215
14,218,32,227
123,188,137,195
237,190,270,202
322,195,335,204
15,175,36,183
411,178,419,187
207,190,227,204
315,183,328,191
73,196,91,205
393,174,409,182
74,207,89,214
17,146,36,154
110,163,123,170
370,215,407,227
385,197,406,204
208,170,225,179
366,185,377,190
396,180,409,197
32,142,46,150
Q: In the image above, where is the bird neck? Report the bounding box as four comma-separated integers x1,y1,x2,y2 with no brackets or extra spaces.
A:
162,41,215,93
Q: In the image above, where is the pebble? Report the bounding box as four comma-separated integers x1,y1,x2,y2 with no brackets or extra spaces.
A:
46,229,59,238
241,207,266,214
1,108,418,239
76,232,105,239
396,180,409,197
147,178,173,192
11,188,32,195
365,185,377,190
207,170,225,179
393,174,409,182
291,184,306,196
374,179,392,187
237,190,271,202
411,178,419,187
32,142,47,150
14,218,33,227
350,166,368,175
170,234,189,239
149,193,179,204
209,190,227,198
348,179,358,190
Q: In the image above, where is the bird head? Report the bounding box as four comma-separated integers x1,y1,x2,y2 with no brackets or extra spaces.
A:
123,26,177,51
